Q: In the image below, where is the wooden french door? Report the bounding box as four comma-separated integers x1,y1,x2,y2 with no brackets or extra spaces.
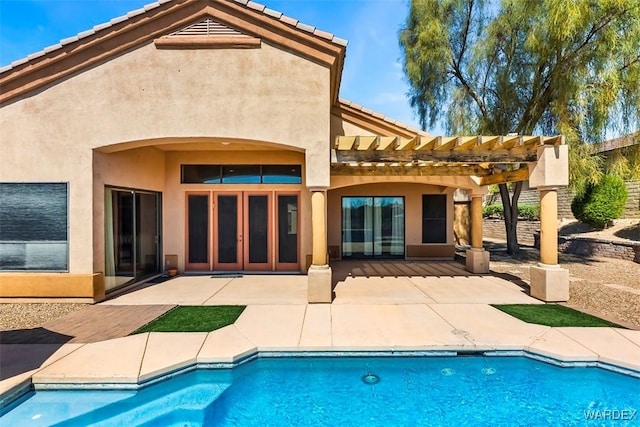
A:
186,191,274,271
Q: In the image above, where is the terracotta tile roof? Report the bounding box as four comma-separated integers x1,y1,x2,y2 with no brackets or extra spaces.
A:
338,98,429,136
0,0,348,74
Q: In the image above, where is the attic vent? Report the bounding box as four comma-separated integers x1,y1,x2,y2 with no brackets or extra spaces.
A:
170,18,249,38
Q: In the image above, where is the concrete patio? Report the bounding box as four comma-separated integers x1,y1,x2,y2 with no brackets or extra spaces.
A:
2,261,639,406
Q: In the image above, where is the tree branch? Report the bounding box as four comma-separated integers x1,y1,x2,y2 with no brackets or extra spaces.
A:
455,0,474,69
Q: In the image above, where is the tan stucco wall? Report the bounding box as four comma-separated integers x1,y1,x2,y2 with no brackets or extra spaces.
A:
327,182,455,257
330,114,376,140
0,273,104,301
164,149,309,272
0,41,330,278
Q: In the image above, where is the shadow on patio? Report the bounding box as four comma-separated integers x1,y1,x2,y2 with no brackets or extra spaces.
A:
330,260,472,286
329,259,534,305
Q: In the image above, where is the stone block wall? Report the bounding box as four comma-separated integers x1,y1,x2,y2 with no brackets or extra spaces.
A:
624,180,640,218
534,233,640,264
483,219,540,246
484,180,640,220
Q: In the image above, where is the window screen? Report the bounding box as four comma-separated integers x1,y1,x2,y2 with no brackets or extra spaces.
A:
0,183,68,271
422,195,447,243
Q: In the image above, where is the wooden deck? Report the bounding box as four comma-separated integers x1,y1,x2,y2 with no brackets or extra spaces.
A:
330,260,472,286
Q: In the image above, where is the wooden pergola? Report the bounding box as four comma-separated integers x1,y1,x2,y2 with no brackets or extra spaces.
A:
331,134,564,185
326,133,570,302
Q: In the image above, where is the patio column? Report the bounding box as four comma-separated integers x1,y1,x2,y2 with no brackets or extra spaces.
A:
539,188,558,265
528,143,569,301
466,194,490,273
308,188,332,303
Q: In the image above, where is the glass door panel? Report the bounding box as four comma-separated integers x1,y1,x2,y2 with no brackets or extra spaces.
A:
105,189,135,290
114,191,135,276
342,196,404,259
137,192,160,276
186,193,210,270
244,193,271,270
105,188,161,292
376,197,405,257
342,197,372,258
214,193,242,270
276,194,299,270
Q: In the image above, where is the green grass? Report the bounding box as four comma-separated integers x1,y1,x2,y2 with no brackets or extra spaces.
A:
492,304,624,328
133,306,246,333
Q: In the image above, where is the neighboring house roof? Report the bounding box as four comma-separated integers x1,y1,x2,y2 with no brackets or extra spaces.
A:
0,0,346,105
596,132,640,153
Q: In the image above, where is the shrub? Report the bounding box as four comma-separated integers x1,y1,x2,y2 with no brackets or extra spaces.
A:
571,187,589,222
482,204,504,219
572,175,628,229
517,204,540,221
482,204,540,220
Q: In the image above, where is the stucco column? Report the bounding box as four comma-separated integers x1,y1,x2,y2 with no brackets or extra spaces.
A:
528,143,569,301
539,188,558,265
311,190,328,265
466,195,490,273
308,188,332,303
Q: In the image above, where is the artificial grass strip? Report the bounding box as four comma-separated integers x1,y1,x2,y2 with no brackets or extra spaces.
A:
133,306,246,333
492,304,624,328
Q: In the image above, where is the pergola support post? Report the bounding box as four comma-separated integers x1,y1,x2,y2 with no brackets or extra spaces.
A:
466,194,490,273
528,144,569,301
308,188,332,303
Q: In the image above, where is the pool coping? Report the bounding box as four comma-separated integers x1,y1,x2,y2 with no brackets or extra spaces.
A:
30,349,640,391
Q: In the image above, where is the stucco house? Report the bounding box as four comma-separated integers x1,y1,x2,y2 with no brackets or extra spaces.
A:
0,0,569,303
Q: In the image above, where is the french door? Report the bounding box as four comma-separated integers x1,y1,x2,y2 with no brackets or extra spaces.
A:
186,191,298,271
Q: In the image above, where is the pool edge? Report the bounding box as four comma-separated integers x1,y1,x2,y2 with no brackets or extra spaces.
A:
2,347,637,406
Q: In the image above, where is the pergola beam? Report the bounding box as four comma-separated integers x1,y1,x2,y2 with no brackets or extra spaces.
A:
330,164,491,176
333,149,537,163
477,167,530,185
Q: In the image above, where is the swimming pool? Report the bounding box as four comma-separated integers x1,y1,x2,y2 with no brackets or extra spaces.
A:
2,356,638,426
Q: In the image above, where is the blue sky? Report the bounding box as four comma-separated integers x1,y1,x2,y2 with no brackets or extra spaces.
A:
0,0,430,132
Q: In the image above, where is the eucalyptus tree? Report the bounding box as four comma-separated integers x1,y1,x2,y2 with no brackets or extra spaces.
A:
400,0,640,254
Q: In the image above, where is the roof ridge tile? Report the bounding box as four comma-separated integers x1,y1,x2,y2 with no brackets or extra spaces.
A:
60,36,79,46
246,1,266,12
143,2,161,11
263,7,283,18
126,8,147,18
296,22,315,33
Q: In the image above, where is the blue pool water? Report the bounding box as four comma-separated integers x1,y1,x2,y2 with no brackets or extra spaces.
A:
1,357,638,426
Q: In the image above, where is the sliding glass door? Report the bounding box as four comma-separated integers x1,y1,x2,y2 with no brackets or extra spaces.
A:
105,188,161,291
341,196,404,259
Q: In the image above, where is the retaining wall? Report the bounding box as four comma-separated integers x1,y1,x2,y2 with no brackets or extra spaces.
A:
483,219,539,246
533,233,640,264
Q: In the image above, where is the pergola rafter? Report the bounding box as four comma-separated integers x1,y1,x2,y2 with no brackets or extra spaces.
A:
331,134,564,182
